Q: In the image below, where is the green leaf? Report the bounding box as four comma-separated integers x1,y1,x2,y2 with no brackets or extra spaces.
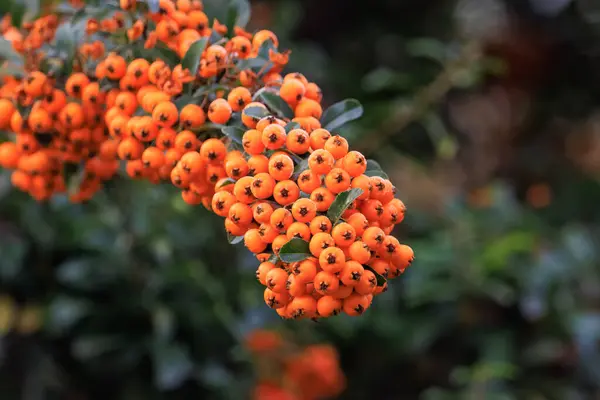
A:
217,178,236,188
0,38,21,62
285,122,301,132
257,91,294,119
327,188,364,225
227,232,244,244
150,44,181,68
406,38,446,63
364,159,389,179
279,238,311,263
321,99,364,132
267,254,279,264
181,38,208,77
292,158,309,179
243,106,269,119
221,126,245,144
54,22,78,77
364,265,387,287
193,84,228,98
257,39,276,60
174,94,195,111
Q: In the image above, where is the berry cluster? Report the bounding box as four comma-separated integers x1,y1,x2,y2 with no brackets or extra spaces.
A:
245,329,345,400
0,0,414,317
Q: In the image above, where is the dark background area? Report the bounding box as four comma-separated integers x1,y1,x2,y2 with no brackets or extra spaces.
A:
2,0,600,399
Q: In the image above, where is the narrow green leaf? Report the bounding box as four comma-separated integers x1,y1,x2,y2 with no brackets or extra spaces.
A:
321,99,364,132
181,38,208,77
267,254,279,264
364,265,387,287
221,126,245,144
227,232,244,245
232,0,251,29
243,106,269,119
193,84,228,98
292,158,309,179
257,91,294,119
208,30,223,45
364,159,389,179
174,95,195,111
151,44,181,67
327,188,364,225
279,238,311,263
217,178,236,188
257,39,276,60
285,122,301,133
0,38,21,62
235,57,268,72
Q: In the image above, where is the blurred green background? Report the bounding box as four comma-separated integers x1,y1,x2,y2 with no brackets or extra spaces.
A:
3,0,600,398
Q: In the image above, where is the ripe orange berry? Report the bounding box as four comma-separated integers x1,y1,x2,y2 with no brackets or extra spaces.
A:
318,247,345,274
309,216,332,235
242,129,265,155
286,274,307,297
310,187,336,212
225,156,249,179
331,284,354,299
314,271,339,296
342,293,370,316
225,217,248,237
272,235,289,255
351,175,372,200
340,261,364,286
152,101,178,127
280,78,305,105
28,109,52,133
256,262,276,285
0,142,20,169
349,240,371,264
305,82,323,102
268,153,294,181
251,172,276,199
252,202,274,224
291,198,317,223
331,222,356,247
245,228,267,253
104,53,127,80
211,191,237,217
270,208,294,232
261,124,286,150
342,151,367,177
324,135,349,160
295,98,322,119
288,295,317,319
297,170,321,194
264,288,289,309
355,270,377,295
317,296,342,317
308,129,331,150
141,146,165,169
230,176,254,204
227,87,252,112
286,128,310,155
266,267,289,293
208,98,232,124
258,223,279,243
273,180,300,206
324,168,351,194
286,221,311,241
292,259,318,283
391,244,414,272
308,149,334,175
361,199,384,223
309,232,335,258
179,104,206,129
199,138,226,163
174,131,200,152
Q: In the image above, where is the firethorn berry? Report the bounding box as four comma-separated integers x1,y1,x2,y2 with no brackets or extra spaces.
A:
245,228,267,253
324,135,349,160
270,208,294,232
266,268,289,293
343,293,370,316
225,157,249,179
272,235,289,255
297,170,322,194
273,180,300,206
256,262,276,286
310,187,336,212
280,78,305,104
309,232,335,258
211,191,237,217
291,198,317,223
324,168,351,194
261,124,286,150
331,222,357,247
319,247,345,274
208,98,232,124
308,149,335,175
286,222,311,241
258,223,279,243
287,275,307,297
252,202,274,224
268,153,294,181
286,128,311,155
340,261,364,287
289,295,317,319
264,288,289,309
317,296,342,317
152,101,178,127
314,271,339,296
179,104,206,129
251,172,276,199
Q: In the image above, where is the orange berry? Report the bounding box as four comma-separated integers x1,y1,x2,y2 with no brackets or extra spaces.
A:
252,202,274,224
317,296,342,317
152,101,178,127
256,262,276,285
324,135,349,160
174,130,200,152
297,169,321,194
141,146,165,169
266,267,289,293
309,216,332,235
273,180,300,206
349,241,371,264
308,149,334,175
305,82,323,102
288,295,317,319
318,247,345,274
309,232,335,258
286,222,311,241
0,142,20,169
199,138,227,163
264,288,289,309
247,154,269,175
313,271,339,296
268,153,294,181
331,222,356,247
292,259,318,283
342,293,370,316
340,261,364,286
270,208,294,232
261,124,286,150
211,191,237,217
207,98,232,124
225,156,249,179
272,234,288,255
242,129,265,155
286,128,310,155
286,274,307,297
280,78,305,105
179,104,206,129
324,168,351,194
291,198,317,223
227,87,252,112
258,223,279,243
310,187,336,212
251,172,276,199
342,151,367,177
361,199,384,223
351,175,372,200
355,270,377,295
295,98,322,119
245,228,267,253
391,244,414,272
